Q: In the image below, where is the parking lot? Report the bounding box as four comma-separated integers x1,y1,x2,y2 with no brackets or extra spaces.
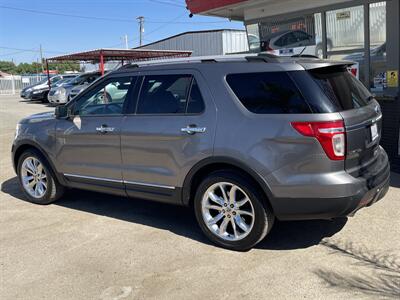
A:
0,94,399,299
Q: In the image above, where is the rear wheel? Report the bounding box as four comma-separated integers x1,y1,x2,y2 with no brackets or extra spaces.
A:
17,149,64,204
194,170,274,251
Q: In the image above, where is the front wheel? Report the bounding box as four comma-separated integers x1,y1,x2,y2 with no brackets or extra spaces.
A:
194,170,274,251
17,149,65,204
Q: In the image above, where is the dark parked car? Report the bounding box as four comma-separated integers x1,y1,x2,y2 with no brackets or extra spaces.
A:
20,74,78,102
12,54,389,250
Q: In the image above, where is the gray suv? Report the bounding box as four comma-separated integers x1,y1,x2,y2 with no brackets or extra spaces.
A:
12,54,390,250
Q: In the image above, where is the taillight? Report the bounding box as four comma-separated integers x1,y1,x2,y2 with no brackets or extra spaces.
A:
291,120,346,160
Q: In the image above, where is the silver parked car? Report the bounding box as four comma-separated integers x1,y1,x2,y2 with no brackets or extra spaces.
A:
48,71,103,104
12,54,390,250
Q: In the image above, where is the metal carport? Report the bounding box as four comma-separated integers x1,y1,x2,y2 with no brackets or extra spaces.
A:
45,48,192,79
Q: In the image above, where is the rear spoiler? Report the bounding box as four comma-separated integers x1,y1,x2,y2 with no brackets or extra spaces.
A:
255,53,356,70
297,59,355,71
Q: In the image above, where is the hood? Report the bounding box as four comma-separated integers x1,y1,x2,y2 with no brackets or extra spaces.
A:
20,111,54,124
71,84,87,92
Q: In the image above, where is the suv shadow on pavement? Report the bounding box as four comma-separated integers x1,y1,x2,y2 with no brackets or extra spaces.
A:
1,176,347,251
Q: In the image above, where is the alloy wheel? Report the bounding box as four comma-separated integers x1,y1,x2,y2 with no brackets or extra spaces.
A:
201,182,255,241
20,156,47,198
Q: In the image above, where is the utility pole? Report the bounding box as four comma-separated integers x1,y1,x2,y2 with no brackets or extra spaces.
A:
39,44,44,73
137,16,144,46
124,34,129,49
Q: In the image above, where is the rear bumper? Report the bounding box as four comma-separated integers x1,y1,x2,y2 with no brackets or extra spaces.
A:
271,147,390,220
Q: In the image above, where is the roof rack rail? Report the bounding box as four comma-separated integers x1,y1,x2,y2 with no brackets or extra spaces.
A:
245,53,280,63
119,64,139,70
201,59,217,63
291,54,319,59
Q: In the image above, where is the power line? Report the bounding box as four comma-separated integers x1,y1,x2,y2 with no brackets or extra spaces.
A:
0,5,231,24
147,0,185,8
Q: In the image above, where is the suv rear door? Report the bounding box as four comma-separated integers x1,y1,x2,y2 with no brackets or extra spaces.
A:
120,70,216,204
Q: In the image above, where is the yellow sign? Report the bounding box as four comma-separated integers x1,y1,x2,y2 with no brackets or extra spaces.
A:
387,70,398,88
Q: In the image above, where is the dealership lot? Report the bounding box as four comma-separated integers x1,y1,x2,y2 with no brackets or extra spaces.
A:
1,95,399,299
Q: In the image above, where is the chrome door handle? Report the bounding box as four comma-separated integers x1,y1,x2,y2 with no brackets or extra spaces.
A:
181,126,206,135
96,125,115,134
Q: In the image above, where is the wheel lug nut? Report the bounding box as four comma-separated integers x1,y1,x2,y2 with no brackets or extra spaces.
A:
224,203,227,207
230,204,234,208
227,215,231,218
232,211,236,215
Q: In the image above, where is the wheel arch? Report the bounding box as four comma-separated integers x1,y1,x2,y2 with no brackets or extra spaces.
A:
13,140,66,185
182,157,274,212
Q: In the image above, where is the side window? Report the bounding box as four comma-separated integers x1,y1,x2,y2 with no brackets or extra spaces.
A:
187,79,205,114
226,72,311,114
294,31,310,42
137,75,192,114
74,77,133,116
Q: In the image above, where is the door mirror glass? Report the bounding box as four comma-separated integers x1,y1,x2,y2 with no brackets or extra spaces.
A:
54,105,68,119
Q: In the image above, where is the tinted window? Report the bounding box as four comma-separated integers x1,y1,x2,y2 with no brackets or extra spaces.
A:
309,68,371,111
137,75,192,114
74,77,133,116
293,31,310,42
226,72,311,114
187,80,205,114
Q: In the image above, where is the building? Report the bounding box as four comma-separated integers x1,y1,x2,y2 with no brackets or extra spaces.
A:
136,29,249,56
186,0,400,171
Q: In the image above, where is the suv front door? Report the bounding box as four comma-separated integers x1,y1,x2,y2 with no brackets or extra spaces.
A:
55,76,135,194
121,70,216,204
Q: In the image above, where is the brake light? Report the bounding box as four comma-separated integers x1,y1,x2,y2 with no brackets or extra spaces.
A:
291,120,346,160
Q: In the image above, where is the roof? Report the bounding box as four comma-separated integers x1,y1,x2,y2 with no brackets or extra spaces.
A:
186,0,247,15
186,0,355,21
135,29,246,49
47,48,192,62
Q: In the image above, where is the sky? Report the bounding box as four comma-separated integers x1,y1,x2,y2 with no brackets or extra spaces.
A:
0,0,244,64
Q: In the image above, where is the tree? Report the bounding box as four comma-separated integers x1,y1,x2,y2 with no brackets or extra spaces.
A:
0,61,17,74
0,60,81,74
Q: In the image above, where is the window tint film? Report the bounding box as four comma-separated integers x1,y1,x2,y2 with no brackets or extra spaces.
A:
137,75,192,114
226,72,311,114
187,79,205,113
309,68,371,111
74,77,133,116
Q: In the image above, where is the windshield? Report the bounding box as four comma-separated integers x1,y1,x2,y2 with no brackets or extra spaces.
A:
309,68,372,111
69,74,98,85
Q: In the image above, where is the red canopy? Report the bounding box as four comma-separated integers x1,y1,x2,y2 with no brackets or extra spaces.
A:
185,0,247,14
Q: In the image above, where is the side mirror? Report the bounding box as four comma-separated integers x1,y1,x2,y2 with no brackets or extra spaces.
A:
55,105,73,119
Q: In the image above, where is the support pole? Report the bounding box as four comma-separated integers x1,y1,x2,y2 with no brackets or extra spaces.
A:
100,51,105,76
46,59,51,88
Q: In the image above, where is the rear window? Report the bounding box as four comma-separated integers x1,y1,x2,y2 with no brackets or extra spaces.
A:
226,72,311,114
309,68,372,111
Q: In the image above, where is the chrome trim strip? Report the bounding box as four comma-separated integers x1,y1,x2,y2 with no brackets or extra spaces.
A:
124,180,175,190
64,173,175,190
64,173,123,183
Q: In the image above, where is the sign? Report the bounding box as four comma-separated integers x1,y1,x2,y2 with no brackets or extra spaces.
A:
387,70,398,88
22,77,30,83
336,11,351,20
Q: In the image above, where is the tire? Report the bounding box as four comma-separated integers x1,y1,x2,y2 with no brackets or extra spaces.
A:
194,170,274,251
17,149,65,205
41,92,49,103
